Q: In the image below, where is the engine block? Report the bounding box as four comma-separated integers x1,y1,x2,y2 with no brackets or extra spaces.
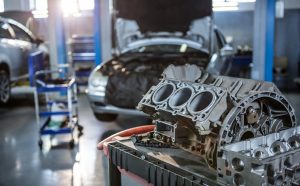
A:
137,65,299,185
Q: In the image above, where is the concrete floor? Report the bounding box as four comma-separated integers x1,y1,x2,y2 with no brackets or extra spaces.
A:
1,92,300,186
0,94,150,186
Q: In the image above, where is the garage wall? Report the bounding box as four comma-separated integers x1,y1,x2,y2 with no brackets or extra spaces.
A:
64,16,94,37
214,10,300,88
214,11,254,49
31,9,300,87
275,9,300,87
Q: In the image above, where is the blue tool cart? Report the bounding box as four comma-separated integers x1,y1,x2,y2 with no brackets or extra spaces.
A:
28,51,83,149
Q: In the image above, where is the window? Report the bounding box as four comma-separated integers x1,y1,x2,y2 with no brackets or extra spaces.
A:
10,24,32,42
0,22,12,39
78,0,94,11
33,0,94,13
61,0,94,15
0,0,3,12
35,0,47,10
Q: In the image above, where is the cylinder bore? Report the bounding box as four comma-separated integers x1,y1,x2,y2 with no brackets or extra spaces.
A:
232,158,244,172
188,91,214,113
233,173,245,186
169,87,192,108
153,84,174,104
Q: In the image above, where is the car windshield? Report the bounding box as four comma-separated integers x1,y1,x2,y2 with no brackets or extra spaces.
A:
128,44,202,54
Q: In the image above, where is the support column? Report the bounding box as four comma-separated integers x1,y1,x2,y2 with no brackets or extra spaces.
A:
94,0,102,66
47,0,67,67
252,0,275,81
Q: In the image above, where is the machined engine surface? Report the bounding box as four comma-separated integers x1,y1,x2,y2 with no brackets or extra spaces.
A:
137,65,299,185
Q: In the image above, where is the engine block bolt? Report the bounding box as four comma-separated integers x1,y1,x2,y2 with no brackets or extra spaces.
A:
247,107,259,124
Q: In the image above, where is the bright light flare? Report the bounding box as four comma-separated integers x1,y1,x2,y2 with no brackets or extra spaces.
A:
78,0,94,10
61,0,79,17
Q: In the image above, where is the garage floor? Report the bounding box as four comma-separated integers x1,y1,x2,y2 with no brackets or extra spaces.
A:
0,94,150,186
1,92,300,186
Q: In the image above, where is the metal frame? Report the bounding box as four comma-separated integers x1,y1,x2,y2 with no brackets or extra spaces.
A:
264,0,275,81
252,0,275,81
94,0,102,66
28,51,82,149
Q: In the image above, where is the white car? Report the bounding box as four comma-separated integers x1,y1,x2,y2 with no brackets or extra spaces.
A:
0,17,48,104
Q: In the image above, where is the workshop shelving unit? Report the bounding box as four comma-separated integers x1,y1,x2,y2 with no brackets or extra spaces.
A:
28,51,83,149
70,35,95,91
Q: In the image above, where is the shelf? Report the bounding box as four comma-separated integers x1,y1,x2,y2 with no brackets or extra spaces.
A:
39,111,70,117
75,71,91,77
40,117,74,135
72,53,95,62
40,127,72,135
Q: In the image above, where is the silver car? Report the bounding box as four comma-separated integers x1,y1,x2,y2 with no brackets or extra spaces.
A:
0,17,47,104
88,0,234,121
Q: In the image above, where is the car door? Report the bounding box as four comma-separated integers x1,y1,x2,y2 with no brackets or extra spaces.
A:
9,23,35,77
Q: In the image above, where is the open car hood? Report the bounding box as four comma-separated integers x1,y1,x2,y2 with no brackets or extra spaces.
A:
112,0,213,53
113,0,212,33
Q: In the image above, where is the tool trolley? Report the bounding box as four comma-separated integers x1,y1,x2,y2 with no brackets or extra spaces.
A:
28,51,83,149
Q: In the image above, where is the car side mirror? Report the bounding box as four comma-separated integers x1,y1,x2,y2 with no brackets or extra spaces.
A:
220,44,234,57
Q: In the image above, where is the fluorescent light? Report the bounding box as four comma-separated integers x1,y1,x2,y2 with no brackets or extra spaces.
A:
213,1,239,12
213,6,239,11
0,0,4,12
213,2,238,7
227,0,256,2
78,0,94,10
61,0,79,17
35,0,48,10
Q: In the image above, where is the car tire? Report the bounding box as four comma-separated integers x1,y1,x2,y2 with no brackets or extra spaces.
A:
94,113,118,122
0,69,10,105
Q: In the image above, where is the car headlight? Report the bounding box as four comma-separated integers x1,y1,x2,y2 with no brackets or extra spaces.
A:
89,67,108,90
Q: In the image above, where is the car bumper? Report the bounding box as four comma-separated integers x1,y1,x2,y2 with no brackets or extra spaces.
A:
87,92,146,116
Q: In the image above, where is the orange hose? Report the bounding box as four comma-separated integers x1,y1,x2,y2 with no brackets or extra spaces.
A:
97,125,155,150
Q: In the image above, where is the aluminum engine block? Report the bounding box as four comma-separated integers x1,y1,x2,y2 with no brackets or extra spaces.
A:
137,65,299,185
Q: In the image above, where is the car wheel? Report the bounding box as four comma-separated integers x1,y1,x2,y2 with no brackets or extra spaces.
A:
0,70,10,104
94,113,118,122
